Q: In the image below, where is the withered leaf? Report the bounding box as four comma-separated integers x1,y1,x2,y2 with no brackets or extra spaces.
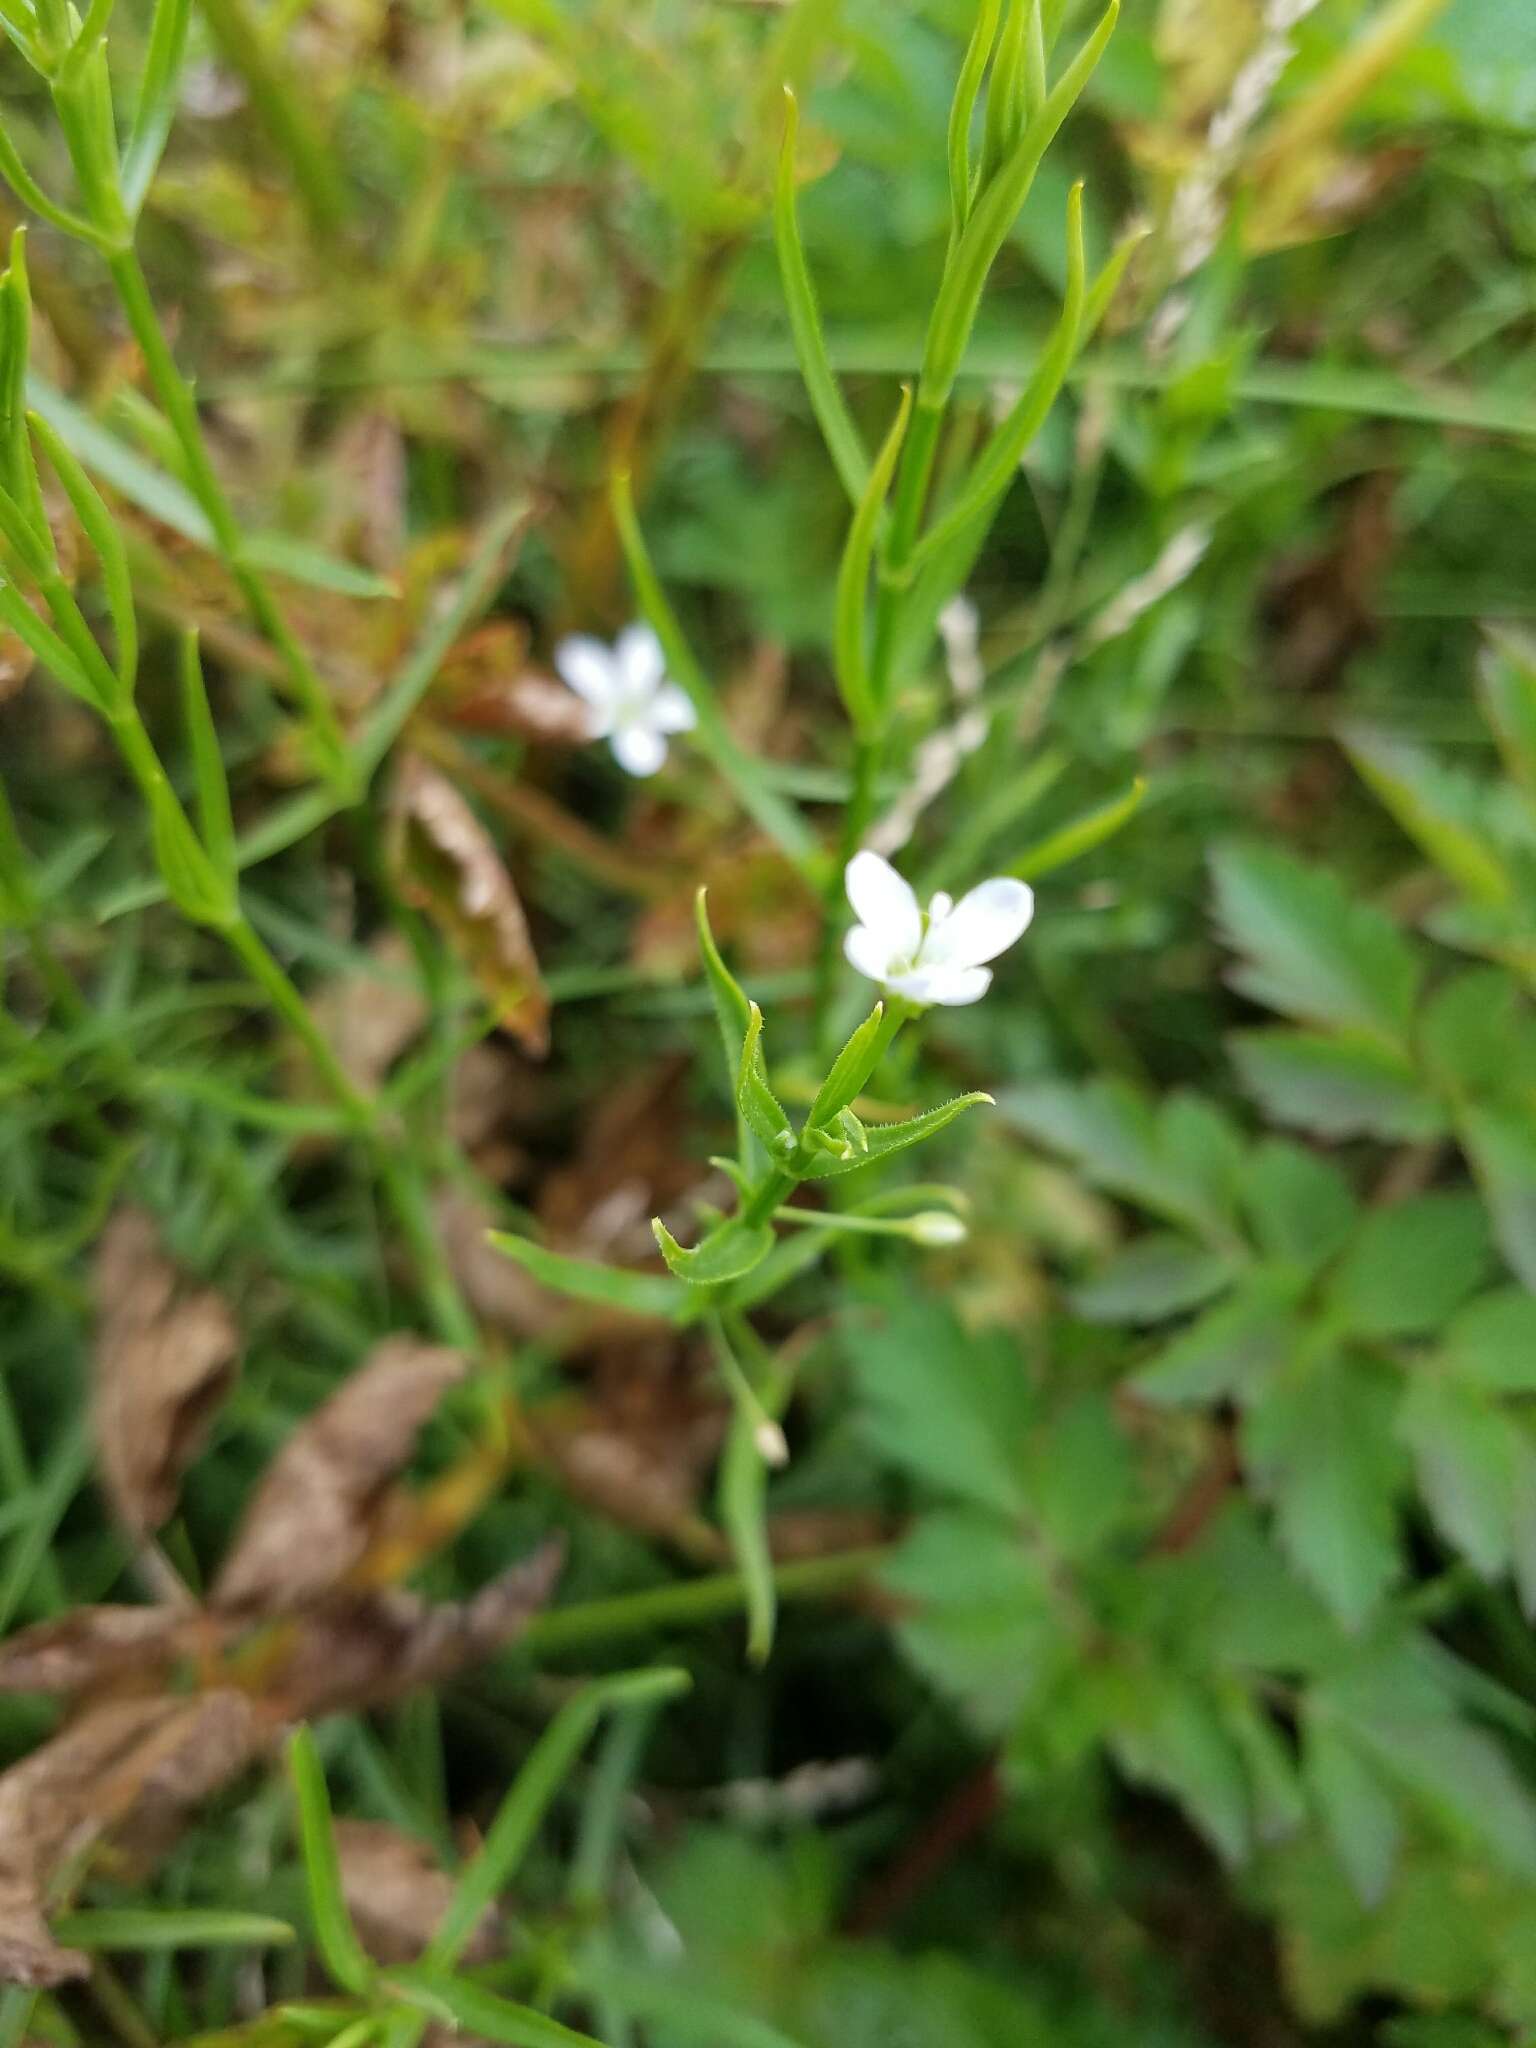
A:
390,754,549,1055
214,1336,467,1615
335,1820,499,1966
0,1690,259,1988
263,1539,564,1722
0,1606,206,1697
92,1208,241,1537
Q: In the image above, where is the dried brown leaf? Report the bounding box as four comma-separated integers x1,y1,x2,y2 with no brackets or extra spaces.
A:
335,1820,498,1965
213,1336,467,1615
390,755,550,1056
92,1209,241,1537
0,1691,259,1988
0,1606,206,1696
263,1540,564,1722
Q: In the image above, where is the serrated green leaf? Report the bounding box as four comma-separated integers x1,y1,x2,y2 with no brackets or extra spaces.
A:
1004,1078,1238,1243
1398,1370,1519,1580
488,1232,686,1319
1244,1354,1405,1628
1134,1279,1298,1406
1108,1665,1251,1867
1458,1102,1536,1294
1071,1233,1237,1324
845,1294,1033,1516
653,1216,776,1288
1211,843,1420,1047
1240,1139,1358,1273
1302,1710,1402,1907
1328,1192,1493,1338
884,1508,1071,1733
1442,1288,1536,1392
1230,1028,1443,1142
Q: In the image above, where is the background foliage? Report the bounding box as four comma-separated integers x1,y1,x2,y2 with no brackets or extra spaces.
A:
5,0,1536,2043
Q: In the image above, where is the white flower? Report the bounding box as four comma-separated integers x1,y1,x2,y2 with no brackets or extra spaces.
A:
843,849,1034,1007
553,623,696,777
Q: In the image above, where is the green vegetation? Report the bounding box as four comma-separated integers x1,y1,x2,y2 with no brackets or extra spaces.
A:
4,0,1536,2043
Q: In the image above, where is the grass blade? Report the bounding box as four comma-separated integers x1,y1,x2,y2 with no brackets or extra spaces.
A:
774,88,870,508
424,1669,690,1971
286,1726,376,1998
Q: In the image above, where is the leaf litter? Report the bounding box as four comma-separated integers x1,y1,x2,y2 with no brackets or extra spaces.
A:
0,1321,562,1987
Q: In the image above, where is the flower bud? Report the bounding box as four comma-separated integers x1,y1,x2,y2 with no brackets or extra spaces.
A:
905,1210,968,1247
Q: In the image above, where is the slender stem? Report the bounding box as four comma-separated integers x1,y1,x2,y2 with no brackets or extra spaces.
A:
101,247,352,789
512,1546,888,1658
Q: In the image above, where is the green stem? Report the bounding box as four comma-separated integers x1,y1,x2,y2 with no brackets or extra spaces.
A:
813,732,884,1056
101,247,353,789
511,1546,888,1659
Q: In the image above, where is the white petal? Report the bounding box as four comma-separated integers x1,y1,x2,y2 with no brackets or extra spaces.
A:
926,964,993,1006
845,851,921,961
611,722,668,777
649,682,696,734
554,634,620,713
844,923,896,984
615,623,666,695
921,877,1034,969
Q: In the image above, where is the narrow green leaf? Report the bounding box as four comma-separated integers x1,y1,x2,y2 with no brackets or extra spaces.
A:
611,470,817,873
1345,723,1512,907
27,377,397,599
121,0,192,215
387,1973,605,2048
1007,773,1145,880
652,1215,777,1287
922,0,1118,405
1479,629,1536,801
910,180,1086,571
713,1322,785,1664
834,383,910,731
799,1091,992,1178
0,774,38,924
736,1002,795,1152
424,1668,689,1970
487,1231,686,1320
50,1909,296,1952
695,886,753,1092
774,88,870,507
177,628,236,882
946,0,1002,240
286,1726,376,1998
979,0,1030,186
27,407,136,695
0,573,102,707
806,1001,886,1130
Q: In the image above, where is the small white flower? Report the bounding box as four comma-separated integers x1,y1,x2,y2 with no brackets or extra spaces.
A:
553,622,696,777
843,849,1034,1007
